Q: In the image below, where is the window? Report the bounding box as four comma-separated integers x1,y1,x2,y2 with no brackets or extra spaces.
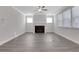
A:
63,9,71,27
72,6,79,28
27,17,33,23
57,13,63,26
46,17,53,23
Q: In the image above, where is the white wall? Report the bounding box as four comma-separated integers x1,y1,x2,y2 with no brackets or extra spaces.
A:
25,13,54,33
54,16,79,44
45,24,54,33
25,23,34,33
0,6,25,45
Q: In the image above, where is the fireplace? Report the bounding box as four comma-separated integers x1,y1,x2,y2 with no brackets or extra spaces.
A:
35,26,45,33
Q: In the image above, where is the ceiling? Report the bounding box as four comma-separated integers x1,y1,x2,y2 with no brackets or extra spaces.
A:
13,6,67,16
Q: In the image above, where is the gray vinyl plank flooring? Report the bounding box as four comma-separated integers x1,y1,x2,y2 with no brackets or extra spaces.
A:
0,33,79,52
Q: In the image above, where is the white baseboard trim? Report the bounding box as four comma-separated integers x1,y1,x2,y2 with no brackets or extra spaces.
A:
54,32,79,45
0,32,25,46
45,32,54,33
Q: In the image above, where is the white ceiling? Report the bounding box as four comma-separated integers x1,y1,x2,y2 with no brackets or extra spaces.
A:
13,6,67,16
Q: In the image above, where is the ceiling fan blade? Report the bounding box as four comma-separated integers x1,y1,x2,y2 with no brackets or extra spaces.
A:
42,9,47,11
42,6,45,8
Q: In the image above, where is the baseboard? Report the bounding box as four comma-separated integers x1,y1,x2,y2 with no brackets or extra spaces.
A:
26,32,34,33
54,32,79,45
0,32,25,46
45,32,54,33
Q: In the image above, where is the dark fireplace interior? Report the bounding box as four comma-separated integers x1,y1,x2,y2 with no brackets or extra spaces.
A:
35,26,45,33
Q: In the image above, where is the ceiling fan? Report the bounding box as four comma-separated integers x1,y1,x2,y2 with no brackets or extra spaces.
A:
34,6,48,13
